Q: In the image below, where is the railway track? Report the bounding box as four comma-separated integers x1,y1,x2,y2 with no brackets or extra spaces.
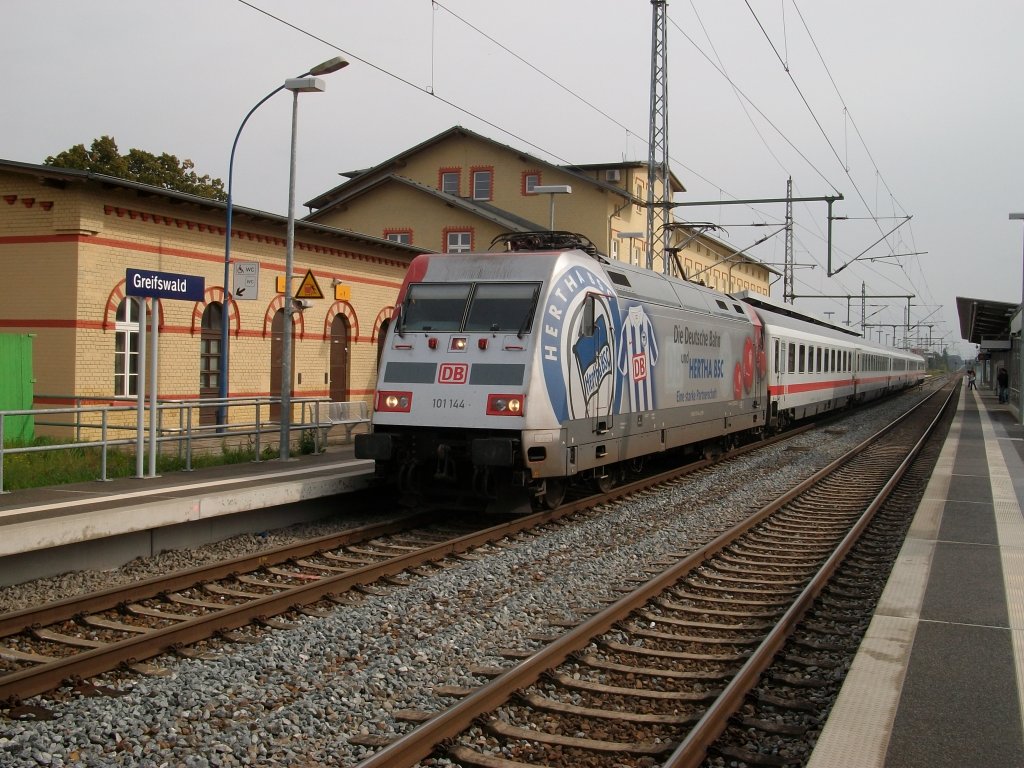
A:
0,416,819,713
0,387,934,726
350,381,956,768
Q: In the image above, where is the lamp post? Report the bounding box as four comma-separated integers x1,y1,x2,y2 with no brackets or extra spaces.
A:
279,63,347,459
219,56,347,429
533,185,572,230
1010,212,1024,426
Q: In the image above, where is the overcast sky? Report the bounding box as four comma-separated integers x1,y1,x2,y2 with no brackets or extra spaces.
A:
5,0,1023,360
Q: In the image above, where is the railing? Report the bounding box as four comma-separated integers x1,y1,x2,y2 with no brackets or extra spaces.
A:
0,396,369,493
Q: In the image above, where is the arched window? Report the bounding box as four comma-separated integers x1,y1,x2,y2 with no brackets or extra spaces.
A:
114,298,141,397
199,303,223,425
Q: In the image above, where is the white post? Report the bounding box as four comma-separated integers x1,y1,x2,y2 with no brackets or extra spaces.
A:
135,297,147,479
148,303,159,477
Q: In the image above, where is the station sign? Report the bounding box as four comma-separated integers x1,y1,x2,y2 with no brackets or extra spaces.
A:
126,268,204,301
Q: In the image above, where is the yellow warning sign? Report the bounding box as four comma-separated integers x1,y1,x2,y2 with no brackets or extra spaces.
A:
295,269,324,299
335,284,351,301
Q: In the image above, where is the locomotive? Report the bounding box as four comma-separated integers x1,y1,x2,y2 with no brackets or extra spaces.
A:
355,232,925,510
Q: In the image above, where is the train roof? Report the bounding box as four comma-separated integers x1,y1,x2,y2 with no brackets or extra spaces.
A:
733,291,861,337
735,291,923,361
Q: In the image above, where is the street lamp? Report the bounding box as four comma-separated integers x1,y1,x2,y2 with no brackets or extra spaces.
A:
533,185,572,230
220,56,347,428
280,62,348,459
1010,212,1024,426
617,231,644,266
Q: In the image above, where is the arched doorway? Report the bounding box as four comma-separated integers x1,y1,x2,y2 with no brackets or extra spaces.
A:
270,309,294,422
330,314,350,402
199,303,223,425
376,317,391,370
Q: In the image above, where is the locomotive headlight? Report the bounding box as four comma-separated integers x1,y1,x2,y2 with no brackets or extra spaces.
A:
450,337,468,351
486,393,525,416
377,391,412,413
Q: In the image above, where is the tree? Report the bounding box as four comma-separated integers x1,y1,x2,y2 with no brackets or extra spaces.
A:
45,136,227,201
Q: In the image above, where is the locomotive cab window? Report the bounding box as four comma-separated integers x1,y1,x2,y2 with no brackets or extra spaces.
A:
402,283,471,331
580,293,597,337
465,282,540,333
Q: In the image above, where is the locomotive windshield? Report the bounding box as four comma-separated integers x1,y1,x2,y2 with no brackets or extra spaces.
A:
403,283,471,331
465,283,539,333
401,281,540,334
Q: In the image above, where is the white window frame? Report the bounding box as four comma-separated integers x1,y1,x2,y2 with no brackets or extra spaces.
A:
114,297,141,397
441,171,460,195
447,231,472,253
472,170,492,201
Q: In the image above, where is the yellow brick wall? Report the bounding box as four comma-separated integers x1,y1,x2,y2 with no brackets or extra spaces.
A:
0,169,412,418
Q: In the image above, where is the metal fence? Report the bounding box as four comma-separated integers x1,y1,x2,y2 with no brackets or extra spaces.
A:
0,396,369,492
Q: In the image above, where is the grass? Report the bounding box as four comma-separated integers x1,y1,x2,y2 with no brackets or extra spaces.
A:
1,430,320,491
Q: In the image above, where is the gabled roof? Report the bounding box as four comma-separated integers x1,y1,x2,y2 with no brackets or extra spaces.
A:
0,158,427,257
303,124,678,215
315,173,546,233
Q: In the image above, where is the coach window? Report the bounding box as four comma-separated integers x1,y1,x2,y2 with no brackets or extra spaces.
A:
114,297,141,397
774,340,780,374
788,342,796,374
816,347,822,372
799,345,806,373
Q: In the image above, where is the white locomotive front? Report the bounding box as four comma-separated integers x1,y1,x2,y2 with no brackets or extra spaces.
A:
356,233,767,510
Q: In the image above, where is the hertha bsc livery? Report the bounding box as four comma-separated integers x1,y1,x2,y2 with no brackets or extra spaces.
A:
616,305,659,412
540,264,620,422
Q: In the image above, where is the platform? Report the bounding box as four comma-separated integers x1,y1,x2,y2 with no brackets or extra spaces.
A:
0,440,375,586
808,385,1024,767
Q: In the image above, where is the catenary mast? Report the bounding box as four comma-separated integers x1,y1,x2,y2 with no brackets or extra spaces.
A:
646,0,671,273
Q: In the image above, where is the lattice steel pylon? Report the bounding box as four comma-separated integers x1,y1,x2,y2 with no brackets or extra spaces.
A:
646,0,671,273
784,177,794,303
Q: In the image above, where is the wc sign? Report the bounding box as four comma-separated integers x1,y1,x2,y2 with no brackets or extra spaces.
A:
439,363,468,384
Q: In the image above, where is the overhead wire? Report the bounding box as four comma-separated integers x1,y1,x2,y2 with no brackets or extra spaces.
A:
235,0,936,341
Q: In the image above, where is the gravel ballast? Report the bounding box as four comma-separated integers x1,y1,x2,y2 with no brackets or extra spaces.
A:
0,390,933,767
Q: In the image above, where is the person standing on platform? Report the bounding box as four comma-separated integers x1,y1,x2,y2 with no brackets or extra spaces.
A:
967,369,977,390
997,367,1009,403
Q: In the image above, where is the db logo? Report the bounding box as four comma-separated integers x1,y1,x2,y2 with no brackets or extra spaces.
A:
631,353,648,382
439,363,469,384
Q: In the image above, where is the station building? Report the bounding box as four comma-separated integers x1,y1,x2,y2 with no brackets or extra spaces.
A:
0,126,776,434
0,159,419,431
305,126,777,296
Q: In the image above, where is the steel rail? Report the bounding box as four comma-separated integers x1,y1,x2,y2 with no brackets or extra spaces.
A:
352,384,952,768
0,414,852,707
0,515,433,639
663,382,957,767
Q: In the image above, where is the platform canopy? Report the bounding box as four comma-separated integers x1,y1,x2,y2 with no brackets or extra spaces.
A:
956,296,1019,345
